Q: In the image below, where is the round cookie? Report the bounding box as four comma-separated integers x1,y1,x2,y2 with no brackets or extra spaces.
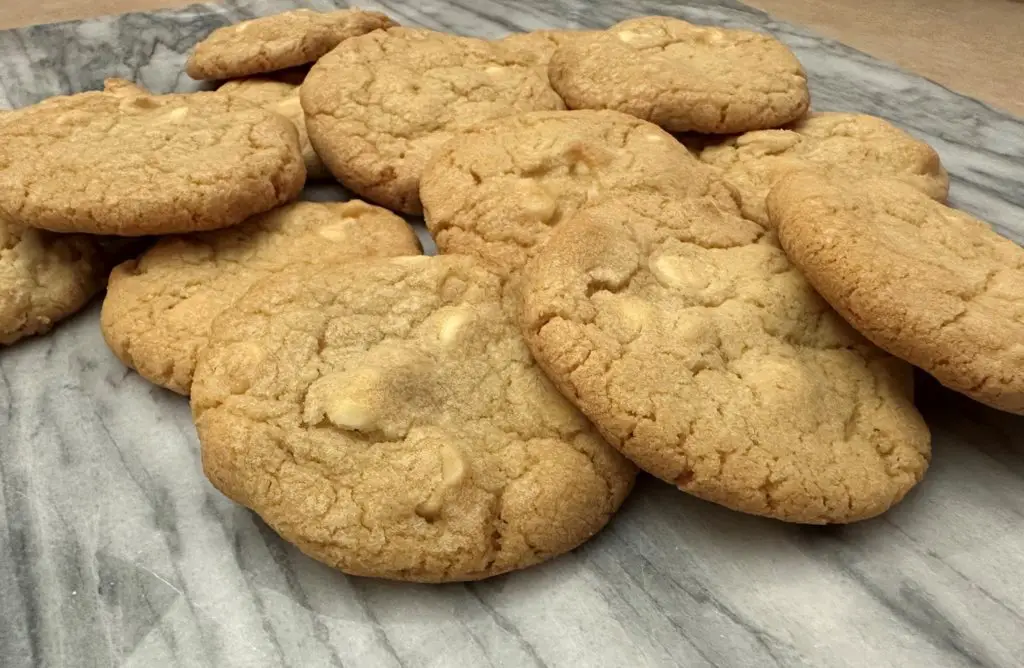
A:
0,91,305,236
769,173,1024,415
548,16,809,133
698,112,949,226
421,110,698,279
101,201,420,395
1,219,105,345
302,27,566,214
186,8,396,81
517,188,930,524
219,77,328,179
191,254,636,581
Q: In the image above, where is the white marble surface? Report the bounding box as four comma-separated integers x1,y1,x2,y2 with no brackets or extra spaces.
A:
2,1,1023,667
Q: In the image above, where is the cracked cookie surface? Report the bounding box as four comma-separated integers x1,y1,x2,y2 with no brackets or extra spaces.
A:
1,219,105,345
517,186,930,523
698,112,949,226
496,30,593,66
421,110,699,279
548,16,809,133
102,201,419,395
186,8,396,80
219,77,328,179
301,27,566,214
770,173,1024,415
191,254,635,581
0,91,305,236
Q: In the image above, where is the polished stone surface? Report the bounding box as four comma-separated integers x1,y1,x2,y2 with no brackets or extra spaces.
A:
1,1,1023,666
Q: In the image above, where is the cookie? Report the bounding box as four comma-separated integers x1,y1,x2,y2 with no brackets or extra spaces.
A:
186,8,396,81
421,110,697,279
191,254,636,581
0,91,305,236
218,77,328,179
548,16,809,133
101,201,419,395
302,27,566,214
769,173,1024,415
698,112,949,226
517,188,930,523
0,219,105,345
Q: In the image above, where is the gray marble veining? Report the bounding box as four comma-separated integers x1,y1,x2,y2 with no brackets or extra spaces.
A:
1,2,1023,667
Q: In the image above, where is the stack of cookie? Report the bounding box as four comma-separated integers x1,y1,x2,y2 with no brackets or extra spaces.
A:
1,9,1020,584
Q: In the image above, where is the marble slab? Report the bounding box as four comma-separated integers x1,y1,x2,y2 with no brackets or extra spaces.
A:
1,1,1023,667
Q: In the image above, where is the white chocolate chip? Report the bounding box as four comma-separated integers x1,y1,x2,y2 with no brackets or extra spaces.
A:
274,95,303,115
326,398,377,431
651,254,685,288
616,30,640,43
438,307,474,347
305,368,382,431
519,182,558,223
317,218,356,241
416,443,468,521
158,107,189,123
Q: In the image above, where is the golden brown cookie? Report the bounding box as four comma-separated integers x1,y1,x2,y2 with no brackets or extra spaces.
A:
218,77,328,179
302,27,566,214
421,110,697,279
0,219,105,345
698,112,949,226
186,8,396,81
518,187,930,523
0,91,305,236
101,201,419,395
191,254,636,581
548,16,809,133
770,173,1024,415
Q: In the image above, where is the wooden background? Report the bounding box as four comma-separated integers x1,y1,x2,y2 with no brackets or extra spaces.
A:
1,0,1021,116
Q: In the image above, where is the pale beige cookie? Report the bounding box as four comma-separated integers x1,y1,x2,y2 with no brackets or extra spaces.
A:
496,29,592,66
0,219,105,345
101,200,419,395
186,8,396,80
191,254,636,581
548,16,809,133
422,109,698,279
219,77,328,179
518,187,930,523
0,91,304,236
770,173,1024,415
698,112,949,226
302,27,566,214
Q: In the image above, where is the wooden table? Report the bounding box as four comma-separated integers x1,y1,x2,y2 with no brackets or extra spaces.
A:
1,0,1021,117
